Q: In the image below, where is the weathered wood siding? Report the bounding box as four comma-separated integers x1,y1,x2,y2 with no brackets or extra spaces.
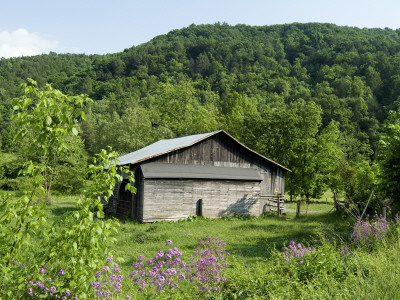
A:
144,134,285,195
113,132,288,222
142,179,261,222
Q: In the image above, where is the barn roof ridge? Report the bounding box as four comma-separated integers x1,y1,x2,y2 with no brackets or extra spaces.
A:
116,130,290,172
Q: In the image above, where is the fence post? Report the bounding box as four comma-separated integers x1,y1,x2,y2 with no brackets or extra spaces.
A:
296,200,301,217
277,195,281,216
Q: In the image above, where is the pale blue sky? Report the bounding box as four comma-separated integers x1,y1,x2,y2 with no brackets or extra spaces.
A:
1,0,400,58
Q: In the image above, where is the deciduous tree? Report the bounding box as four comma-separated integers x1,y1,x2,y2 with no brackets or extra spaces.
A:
379,108,400,203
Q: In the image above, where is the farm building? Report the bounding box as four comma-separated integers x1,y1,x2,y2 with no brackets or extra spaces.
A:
106,130,290,222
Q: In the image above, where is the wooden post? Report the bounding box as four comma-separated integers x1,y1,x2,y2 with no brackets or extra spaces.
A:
296,200,301,217
277,195,281,216
360,191,374,219
334,192,338,209
383,206,387,218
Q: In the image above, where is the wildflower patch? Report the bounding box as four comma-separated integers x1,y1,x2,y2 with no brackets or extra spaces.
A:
351,215,389,245
129,237,229,295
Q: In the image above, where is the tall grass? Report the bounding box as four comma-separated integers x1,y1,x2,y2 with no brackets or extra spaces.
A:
21,194,400,299
223,215,400,299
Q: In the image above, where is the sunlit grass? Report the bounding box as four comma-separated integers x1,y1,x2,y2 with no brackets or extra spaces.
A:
285,189,344,204
285,201,335,214
6,190,400,299
3,191,350,267
26,193,350,278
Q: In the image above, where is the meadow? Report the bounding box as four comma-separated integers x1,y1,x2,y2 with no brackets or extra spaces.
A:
21,193,400,299
47,193,344,263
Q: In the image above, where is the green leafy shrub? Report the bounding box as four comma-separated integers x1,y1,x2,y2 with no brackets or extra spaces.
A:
0,81,135,299
51,134,88,194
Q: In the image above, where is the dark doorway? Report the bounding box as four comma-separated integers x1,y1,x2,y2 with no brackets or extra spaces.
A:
196,199,203,217
116,179,135,219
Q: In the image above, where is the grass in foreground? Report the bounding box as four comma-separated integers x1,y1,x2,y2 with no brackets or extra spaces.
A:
23,194,400,299
114,211,349,269
39,196,349,271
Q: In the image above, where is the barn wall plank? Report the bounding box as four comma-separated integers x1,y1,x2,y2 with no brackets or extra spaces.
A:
141,179,261,222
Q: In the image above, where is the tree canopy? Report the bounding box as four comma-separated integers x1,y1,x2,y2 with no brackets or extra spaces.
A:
1,22,400,200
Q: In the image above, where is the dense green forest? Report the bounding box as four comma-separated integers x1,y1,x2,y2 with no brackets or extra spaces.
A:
1,22,400,205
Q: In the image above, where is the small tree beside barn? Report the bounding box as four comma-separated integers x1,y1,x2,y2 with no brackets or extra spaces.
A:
106,130,290,222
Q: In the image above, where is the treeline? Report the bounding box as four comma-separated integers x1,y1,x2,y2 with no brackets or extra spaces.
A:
1,23,400,205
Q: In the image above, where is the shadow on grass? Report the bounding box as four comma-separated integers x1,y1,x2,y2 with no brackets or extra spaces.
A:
291,212,343,223
228,212,353,261
107,210,354,267
50,206,76,216
236,223,282,231
229,226,320,259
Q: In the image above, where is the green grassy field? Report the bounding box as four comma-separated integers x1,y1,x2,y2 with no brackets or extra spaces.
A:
115,211,348,267
5,192,400,299
285,201,335,214
40,195,347,268
44,195,346,267
45,196,353,295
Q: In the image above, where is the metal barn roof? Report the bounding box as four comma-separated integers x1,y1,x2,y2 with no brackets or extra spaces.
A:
116,130,290,172
117,131,217,166
141,162,263,181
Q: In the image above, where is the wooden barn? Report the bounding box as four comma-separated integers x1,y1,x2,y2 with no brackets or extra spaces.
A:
106,130,290,222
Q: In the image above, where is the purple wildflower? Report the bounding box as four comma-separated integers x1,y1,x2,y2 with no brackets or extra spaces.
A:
282,241,314,263
340,246,350,256
129,237,228,294
351,215,389,244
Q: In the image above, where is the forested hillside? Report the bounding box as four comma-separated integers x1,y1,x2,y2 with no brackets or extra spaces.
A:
1,22,400,202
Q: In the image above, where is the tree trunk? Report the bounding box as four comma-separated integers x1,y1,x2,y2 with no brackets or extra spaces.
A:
333,191,338,209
